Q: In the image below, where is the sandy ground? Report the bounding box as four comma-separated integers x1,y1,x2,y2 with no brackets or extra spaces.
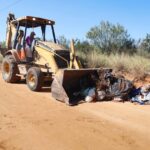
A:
0,73,150,150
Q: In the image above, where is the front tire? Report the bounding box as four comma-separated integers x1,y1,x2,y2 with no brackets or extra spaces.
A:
2,55,20,83
26,67,43,91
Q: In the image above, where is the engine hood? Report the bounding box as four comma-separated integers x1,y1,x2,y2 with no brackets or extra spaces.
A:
36,41,69,52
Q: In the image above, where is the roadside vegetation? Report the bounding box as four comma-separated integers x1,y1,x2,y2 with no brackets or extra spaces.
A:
0,41,5,63
58,21,150,77
77,50,150,78
0,54,2,63
1,21,150,77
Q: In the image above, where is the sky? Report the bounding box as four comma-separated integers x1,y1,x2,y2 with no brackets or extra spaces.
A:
0,0,150,41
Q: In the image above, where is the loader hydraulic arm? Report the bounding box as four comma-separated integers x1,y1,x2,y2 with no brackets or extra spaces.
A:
70,40,82,69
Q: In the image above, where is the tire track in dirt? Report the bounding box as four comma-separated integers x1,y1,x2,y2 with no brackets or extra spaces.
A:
0,72,150,150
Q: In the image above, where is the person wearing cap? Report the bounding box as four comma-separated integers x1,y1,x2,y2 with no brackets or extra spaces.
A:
26,31,36,47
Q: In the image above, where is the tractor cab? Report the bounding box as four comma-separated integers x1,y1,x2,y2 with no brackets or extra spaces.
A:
6,15,57,61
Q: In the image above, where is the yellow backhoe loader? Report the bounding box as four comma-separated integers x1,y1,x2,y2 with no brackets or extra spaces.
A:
0,13,107,105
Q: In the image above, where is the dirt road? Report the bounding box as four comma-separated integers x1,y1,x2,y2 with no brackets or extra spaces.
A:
0,73,150,150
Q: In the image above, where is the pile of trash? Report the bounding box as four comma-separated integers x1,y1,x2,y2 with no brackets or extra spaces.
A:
74,69,150,105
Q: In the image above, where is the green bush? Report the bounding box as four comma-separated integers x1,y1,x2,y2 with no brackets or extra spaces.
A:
86,21,136,54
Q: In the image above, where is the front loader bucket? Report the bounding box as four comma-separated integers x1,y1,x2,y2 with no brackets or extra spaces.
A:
51,68,109,105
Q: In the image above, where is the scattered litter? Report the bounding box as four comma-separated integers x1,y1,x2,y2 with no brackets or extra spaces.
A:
81,87,96,102
95,69,133,102
96,91,106,101
130,85,150,105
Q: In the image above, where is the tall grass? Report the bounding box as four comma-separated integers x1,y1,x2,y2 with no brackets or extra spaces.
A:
0,54,2,63
77,50,150,77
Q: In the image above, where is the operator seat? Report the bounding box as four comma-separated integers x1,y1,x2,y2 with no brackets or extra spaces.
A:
16,30,27,61
16,30,24,51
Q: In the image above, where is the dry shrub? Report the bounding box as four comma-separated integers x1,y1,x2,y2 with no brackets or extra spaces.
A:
127,55,150,78
86,50,108,68
106,54,129,72
0,54,3,63
77,51,150,78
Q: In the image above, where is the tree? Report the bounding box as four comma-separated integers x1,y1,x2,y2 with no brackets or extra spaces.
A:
0,41,6,48
86,21,136,54
74,39,94,53
57,35,70,48
140,34,150,53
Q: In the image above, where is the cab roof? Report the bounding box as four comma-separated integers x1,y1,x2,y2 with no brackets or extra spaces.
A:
11,16,55,28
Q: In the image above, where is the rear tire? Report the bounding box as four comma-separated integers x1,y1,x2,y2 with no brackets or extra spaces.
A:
26,67,43,91
2,55,20,83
